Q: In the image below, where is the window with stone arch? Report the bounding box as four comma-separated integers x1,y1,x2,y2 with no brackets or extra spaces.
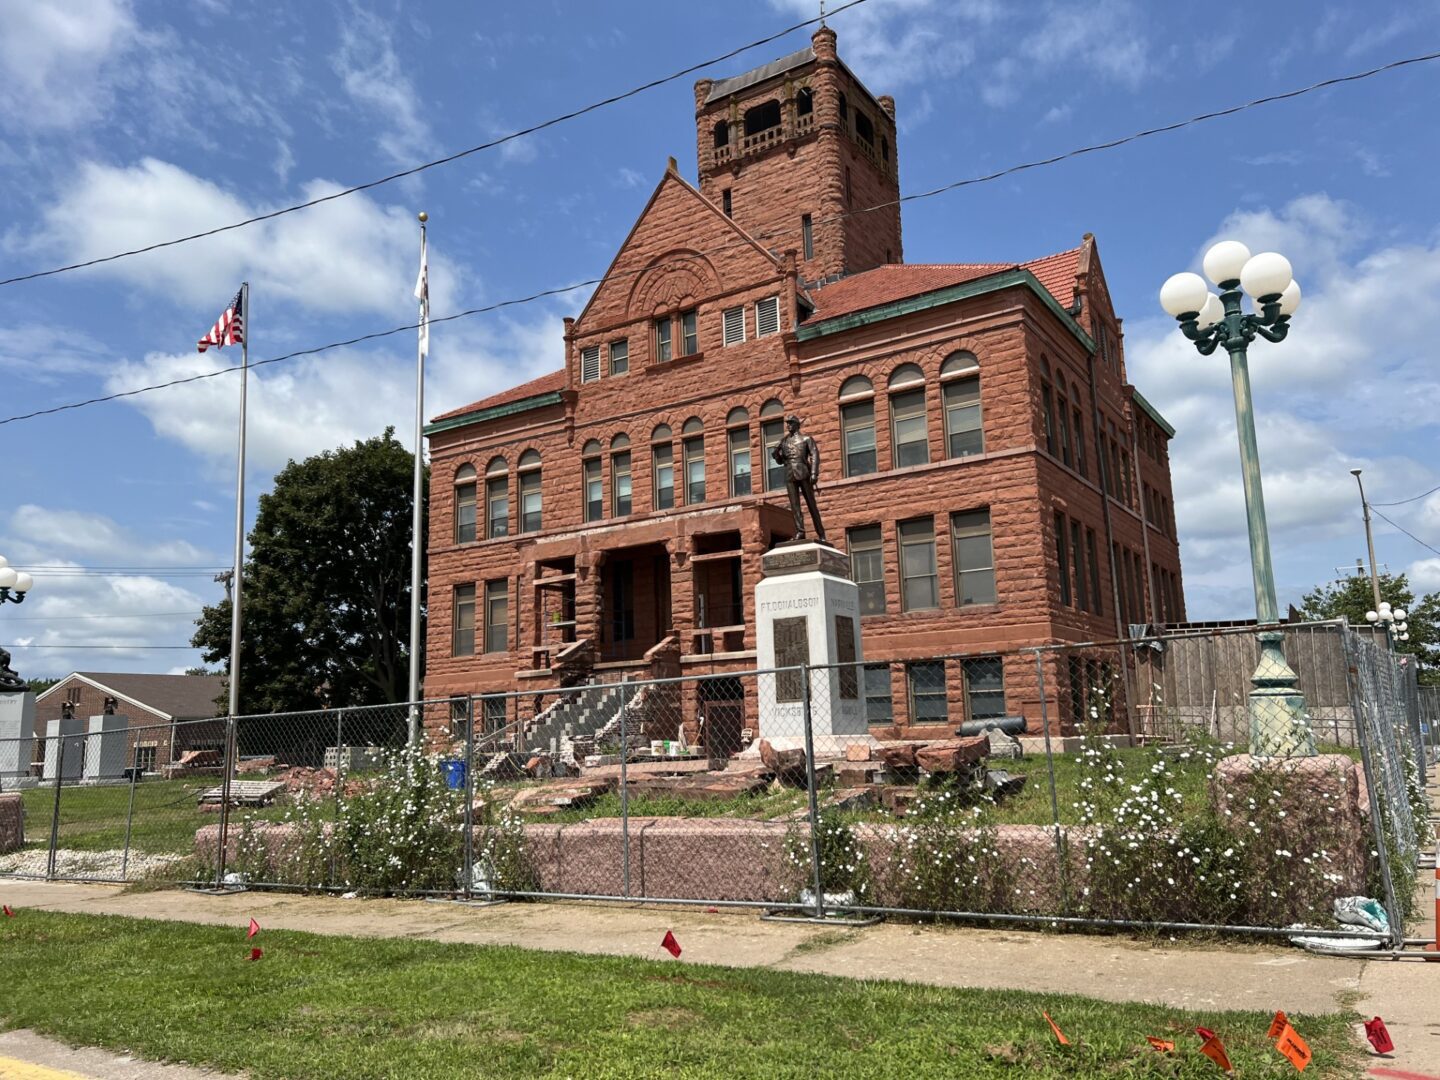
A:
712,120,729,149
759,400,786,492
887,363,929,468
1070,380,1087,479
796,87,813,117
726,406,752,497
517,449,542,533
484,456,509,539
651,423,675,511
582,439,604,523
940,351,983,459
453,464,477,544
1038,357,1057,457
610,434,632,517
838,374,877,477
681,416,706,505
744,100,781,137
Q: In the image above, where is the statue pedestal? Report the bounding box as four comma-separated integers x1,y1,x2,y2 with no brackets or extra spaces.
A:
0,693,36,782
43,717,86,781
749,542,873,755
84,714,130,781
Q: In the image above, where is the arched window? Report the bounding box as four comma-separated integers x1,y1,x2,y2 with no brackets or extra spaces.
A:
682,416,704,435
1071,381,1087,478
744,100,781,136
611,435,632,516
796,87,813,117
838,375,876,477
888,365,929,468
517,450,542,533
582,440,603,523
1038,358,1057,457
712,120,729,149
760,399,786,491
454,464,477,544
610,433,630,449
940,351,983,459
727,408,751,496
651,425,675,510
854,110,874,146
681,418,705,504
881,135,890,163
484,457,509,539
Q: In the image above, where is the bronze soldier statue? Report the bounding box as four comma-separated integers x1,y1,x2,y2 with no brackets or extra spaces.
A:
771,414,827,543
0,647,24,693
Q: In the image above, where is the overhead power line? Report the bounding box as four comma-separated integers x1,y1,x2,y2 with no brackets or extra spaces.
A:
3,610,203,621
0,0,873,288
1370,506,1440,560
1374,483,1440,507
3,44,1439,429
3,643,198,650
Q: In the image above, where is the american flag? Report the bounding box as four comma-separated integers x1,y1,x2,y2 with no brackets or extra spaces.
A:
197,287,245,352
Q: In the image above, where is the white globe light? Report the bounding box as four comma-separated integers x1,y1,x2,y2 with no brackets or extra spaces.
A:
13,572,32,593
0,556,8,569
1277,279,1302,317
1400,633,1411,642
1366,610,1379,623
0,567,14,589
1203,240,1252,286
1159,272,1209,318
1197,293,1225,329
1379,601,1392,614
1393,608,1407,621
1240,251,1293,300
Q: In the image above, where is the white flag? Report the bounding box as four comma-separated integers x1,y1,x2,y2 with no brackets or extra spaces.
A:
415,230,429,358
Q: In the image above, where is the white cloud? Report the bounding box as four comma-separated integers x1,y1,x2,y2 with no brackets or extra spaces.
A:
6,505,209,566
0,325,114,385
27,158,421,315
331,4,434,167
0,0,138,130
1408,558,1440,594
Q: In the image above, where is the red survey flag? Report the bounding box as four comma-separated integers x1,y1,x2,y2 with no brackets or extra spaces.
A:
1267,1010,1289,1040
1364,1016,1394,1054
1195,1028,1233,1074
1145,1036,1175,1054
248,947,263,961
1274,1023,1312,1072
1042,1011,1070,1046
660,931,681,958
2,905,13,917
247,918,261,939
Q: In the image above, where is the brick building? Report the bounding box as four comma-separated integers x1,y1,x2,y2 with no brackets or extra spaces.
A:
423,28,1184,738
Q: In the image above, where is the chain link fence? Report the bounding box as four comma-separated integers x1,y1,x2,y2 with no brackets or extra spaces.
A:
1,621,1429,944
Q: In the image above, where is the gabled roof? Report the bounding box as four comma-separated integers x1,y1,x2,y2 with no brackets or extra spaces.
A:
36,672,225,721
705,47,815,104
805,248,1082,324
431,369,565,425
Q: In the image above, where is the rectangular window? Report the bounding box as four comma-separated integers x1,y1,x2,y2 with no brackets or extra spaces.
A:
1055,511,1071,606
907,661,948,723
962,657,1005,721
801,214,814,260
1057,394,1072,467
722,305,745,346
654,317,672,363
1113,543,1129,625
951,509,996,606
890,388,929,468
863,663,893,725
652,443,674,510
134,745,157,773
583,458,603,522
455,479,477,544
680,309,698,356
1072,407,1086,478
721,187,732,217
580,345,600,383
728,427,751,496
847,524,886,615
608,339,629,376
943,376,983,458
452,584,475,656
1041,381,1056,455
519,471,542,533
1070,519,1087,611
612,451,632,516
483,695,507,733
1086,527,1102,615
485,477,508,539
683,436,705,504
841,399,877,476
845,166,853,206
755,295,780,337
483,579,508,654
1121,448,1133,507
761,418,785,491
898,517,939,611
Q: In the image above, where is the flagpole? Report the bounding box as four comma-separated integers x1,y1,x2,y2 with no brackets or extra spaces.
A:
408,213,428,743
229,280,249,719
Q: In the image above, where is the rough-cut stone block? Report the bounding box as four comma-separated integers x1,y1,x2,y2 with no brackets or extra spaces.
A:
835,764,879,789
507,778,614,815
759,738,807,786
915,737,990,773
876,743,917,770
844,743,872,762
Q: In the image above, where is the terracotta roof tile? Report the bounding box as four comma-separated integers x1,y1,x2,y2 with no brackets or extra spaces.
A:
431,369,566,423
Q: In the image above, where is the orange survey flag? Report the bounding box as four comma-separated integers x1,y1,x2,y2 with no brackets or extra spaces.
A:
1145,1036,1176,1054
1042,1012,1070,1046
247,918,261,939
1275,1023,1312,1071
1195,1028,1233,1074
1267,1011,1289,1040
660,931,681,958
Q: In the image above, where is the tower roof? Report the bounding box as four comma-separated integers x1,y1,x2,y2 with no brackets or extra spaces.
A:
704,47,815,104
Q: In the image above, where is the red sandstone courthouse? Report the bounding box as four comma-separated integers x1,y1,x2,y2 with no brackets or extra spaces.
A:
423,28,1184,737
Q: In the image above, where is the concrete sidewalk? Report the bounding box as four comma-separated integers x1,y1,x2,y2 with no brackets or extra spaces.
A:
2,880,1437,1077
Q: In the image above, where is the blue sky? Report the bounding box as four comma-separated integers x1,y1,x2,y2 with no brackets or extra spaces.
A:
2,0,1438,677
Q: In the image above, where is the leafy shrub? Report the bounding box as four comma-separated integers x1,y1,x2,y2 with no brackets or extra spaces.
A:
337,745,463,893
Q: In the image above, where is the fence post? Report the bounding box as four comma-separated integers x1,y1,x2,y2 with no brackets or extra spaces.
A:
620,685,631,900
45,730,65,880
800,665,825,920
463,695,475,900
1032,649,1071,917
120,764,139,882
215,716,237,887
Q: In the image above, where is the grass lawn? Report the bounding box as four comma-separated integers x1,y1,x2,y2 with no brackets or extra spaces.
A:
0,910,1361,1079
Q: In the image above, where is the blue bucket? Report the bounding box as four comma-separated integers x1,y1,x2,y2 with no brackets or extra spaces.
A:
440,759,467,790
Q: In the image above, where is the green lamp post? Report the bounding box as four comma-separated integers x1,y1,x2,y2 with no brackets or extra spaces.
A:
1160,240,1315,758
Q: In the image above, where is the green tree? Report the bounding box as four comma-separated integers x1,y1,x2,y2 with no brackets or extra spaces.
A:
192,429,426,714
25,677,60,694
1298,570,1439,685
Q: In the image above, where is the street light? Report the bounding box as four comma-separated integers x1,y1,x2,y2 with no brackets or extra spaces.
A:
1161,240,1315,758
0,555,34,606
1365,602,1410,643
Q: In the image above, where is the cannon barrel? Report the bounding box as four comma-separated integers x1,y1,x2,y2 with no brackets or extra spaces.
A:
956,715,1027,737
